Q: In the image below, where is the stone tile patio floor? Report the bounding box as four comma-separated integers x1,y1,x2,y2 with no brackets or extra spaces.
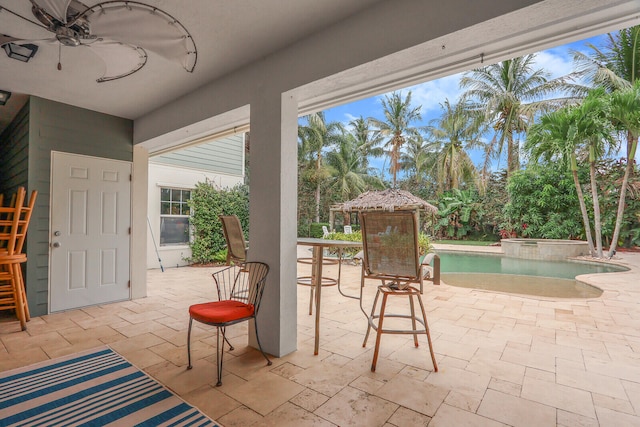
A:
1,246,639,426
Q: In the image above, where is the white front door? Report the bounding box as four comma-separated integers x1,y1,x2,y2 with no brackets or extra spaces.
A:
50,152,131,312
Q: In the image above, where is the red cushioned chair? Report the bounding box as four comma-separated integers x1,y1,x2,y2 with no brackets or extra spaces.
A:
187,262,272,386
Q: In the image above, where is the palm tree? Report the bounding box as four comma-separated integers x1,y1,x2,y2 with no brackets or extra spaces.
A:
526,107,596,255
325,134,384,201
369,91,422,187
573,90,616,258
460,54,570,177
348,116,384,170
424,99,483,193
573,26,640,257
298,112,344,222
607,82,640,255
398,134,436,187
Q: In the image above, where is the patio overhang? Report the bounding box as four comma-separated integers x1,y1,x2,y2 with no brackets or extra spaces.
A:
2,0,640,358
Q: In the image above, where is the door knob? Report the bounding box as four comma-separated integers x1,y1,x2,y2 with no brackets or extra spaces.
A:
52,242,61,248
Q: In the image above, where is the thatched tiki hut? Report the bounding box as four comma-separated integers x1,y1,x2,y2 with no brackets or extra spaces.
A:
330,189,438,232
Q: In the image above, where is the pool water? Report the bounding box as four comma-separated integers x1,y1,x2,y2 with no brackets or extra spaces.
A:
437,252,626,298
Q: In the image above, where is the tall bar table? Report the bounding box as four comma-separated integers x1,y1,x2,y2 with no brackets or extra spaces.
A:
297,237,362,355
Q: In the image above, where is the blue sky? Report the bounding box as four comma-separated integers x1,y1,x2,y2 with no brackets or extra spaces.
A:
315,32,639,175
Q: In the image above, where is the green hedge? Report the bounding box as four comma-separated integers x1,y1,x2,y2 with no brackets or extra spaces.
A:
309,222,330,238
187,182,249,264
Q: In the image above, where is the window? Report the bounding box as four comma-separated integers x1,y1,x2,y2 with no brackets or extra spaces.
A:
160,188,191,246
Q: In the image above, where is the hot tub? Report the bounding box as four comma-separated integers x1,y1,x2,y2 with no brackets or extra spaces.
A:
501,238,589,261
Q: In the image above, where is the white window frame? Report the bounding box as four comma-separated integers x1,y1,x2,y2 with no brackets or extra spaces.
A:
159,187,192,247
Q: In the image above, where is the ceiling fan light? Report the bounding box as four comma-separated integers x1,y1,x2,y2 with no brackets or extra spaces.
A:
3,43,39,62
0,89,11,106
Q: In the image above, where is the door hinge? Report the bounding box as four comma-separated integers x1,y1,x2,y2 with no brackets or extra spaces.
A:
128,280,131,288
128,227,131,235
129,174,132,181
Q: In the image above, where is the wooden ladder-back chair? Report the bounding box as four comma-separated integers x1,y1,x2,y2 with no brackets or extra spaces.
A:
0,187,38,330
187,262,272,386
358,210,438,372
220,215,248,265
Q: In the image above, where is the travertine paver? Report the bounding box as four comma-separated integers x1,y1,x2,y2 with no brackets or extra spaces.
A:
1,247,639,426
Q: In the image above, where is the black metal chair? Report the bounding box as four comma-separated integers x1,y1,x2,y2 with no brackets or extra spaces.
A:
187,262,272,386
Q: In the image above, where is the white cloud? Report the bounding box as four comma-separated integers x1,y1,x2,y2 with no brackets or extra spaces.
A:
531,50,574,79
405,74,465,114
342,112,359,127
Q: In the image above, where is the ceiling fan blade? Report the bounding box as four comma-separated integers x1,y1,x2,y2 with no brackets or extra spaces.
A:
83,39,147,82
86,1,196,72
30,0,73,24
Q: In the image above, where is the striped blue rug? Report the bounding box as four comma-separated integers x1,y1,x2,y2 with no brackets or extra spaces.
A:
0,347,219,427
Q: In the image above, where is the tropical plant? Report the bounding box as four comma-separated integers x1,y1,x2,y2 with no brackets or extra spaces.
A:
398,134,436,187
434,188,484,239
369,91,422,187
298,112,345,222
460,54,571,177
606,81,640,255
424,98,484,192
187,182,249,264
571,25,640,257
503,165,585,240
324,230,363,258
348,116,384,169
573,89,617,257
526,106,596,255
594,158,640,249
479,170,509,239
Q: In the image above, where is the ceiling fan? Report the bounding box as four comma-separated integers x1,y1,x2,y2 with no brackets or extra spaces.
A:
0,0,197,82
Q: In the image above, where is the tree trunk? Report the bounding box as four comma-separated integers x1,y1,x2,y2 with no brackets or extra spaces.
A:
314,154,321,223
572,168,595,256
507,132,519,177
314,183,320,223
589,162,603,258
607,134,637,257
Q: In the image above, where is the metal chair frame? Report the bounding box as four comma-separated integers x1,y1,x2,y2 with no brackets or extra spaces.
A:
220,215,248,265
358,210,438,372
187,262,272,386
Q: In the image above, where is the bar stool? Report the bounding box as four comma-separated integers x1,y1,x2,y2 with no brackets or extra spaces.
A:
297,248,343,315
0,187,37,330
358,210,438,373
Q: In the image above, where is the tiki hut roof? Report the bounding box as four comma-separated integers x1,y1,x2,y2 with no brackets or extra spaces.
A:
340,189,438,213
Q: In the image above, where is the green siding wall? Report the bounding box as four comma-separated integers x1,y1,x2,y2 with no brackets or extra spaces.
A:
0,100,30,193
12,96,133,317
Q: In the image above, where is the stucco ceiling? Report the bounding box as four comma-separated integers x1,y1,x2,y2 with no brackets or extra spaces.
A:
0,0,382,133
1,0,640,143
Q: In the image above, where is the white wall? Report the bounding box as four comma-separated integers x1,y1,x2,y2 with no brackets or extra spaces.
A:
146,162,243,269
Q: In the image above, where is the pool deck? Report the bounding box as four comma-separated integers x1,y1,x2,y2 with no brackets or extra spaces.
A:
1,244,640,426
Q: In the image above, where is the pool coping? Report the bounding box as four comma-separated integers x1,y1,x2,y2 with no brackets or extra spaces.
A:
431,243,638,300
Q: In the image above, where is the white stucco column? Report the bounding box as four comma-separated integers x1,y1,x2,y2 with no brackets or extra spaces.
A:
131,145,149,299
248,91,298,357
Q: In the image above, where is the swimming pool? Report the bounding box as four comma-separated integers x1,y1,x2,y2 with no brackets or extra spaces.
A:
437,251,627,298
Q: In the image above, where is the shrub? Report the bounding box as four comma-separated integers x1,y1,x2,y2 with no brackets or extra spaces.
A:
187,181,249,264
310,222,330,238
324,230,431,258
503,165,583,240
325,231,362,258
